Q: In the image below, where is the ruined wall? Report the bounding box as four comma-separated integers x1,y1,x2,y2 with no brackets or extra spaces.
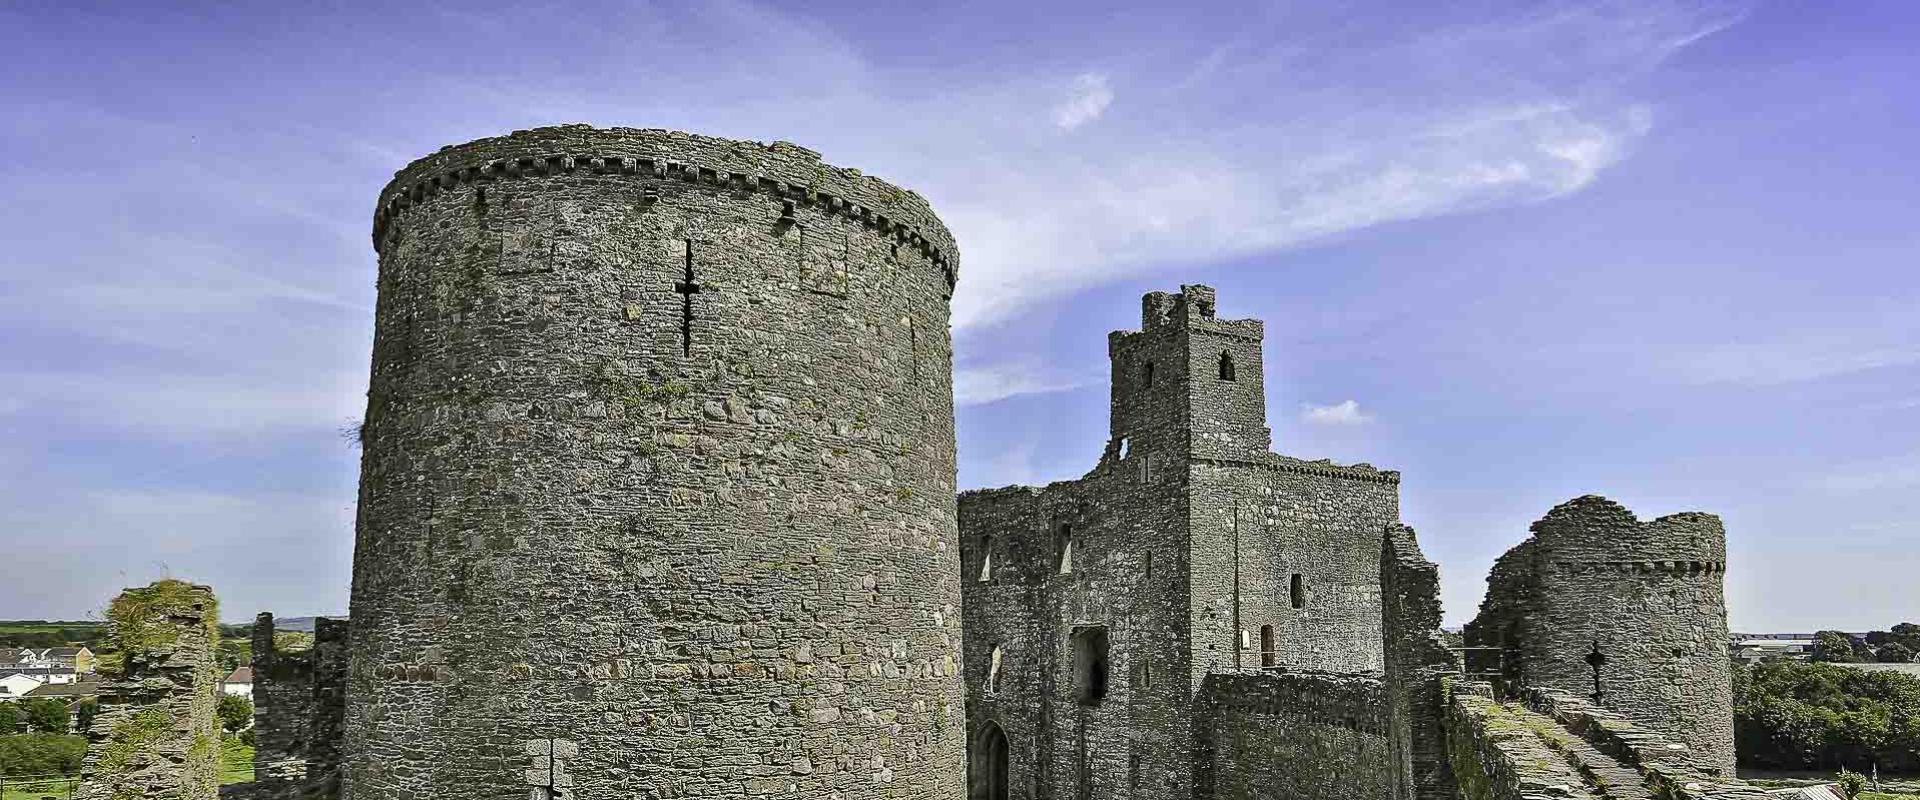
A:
1381,525,1457,800
958,457,1194,799
347,125,963,800
1444,679,1769,800
252,612,315,783
1465,496,1735,774
1187,458,1397,678
304,617,349,793
1194,670,1396,799
77,580,222,800
958,286,1405,799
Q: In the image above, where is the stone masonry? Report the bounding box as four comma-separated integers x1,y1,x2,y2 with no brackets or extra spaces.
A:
248,612,350,795
345,125,964,800
76,580,223,800
957,286,1423,800
1465,496,1736,774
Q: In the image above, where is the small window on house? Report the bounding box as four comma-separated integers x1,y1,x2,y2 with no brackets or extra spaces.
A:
1260,625,1276,668
1290,574,1305,609
1071,626,1109,705
977,536,994,583
1143,361,1155,388
1218,352,1236,381
1055,524,1073,575
987,644,1003,693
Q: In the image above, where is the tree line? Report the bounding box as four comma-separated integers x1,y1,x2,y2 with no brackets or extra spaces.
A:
1734,660,1920,773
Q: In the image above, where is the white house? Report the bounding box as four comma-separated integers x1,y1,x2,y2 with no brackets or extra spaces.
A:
220,666,254,701
0,672,43,698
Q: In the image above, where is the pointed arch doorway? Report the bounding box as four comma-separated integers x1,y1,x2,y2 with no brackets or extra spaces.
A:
969,720,1009,800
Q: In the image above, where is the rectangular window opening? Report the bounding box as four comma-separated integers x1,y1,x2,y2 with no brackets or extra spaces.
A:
1072,626,1109,706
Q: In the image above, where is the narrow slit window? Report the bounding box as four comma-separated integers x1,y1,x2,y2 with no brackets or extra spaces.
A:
1055,524,1073,575
1260,625,1276,668
1117,436,1130,459
1218,351,1236,381
1142,360,1155,388
977,536,994,583
1143,550,1152,580
1290,574,1305,609
987,644,1003,693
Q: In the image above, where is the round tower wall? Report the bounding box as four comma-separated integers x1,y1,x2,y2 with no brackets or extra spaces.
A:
1527,497,1735,774
344,126,963,800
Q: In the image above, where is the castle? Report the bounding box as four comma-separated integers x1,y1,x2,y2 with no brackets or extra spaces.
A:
147,125,1761,800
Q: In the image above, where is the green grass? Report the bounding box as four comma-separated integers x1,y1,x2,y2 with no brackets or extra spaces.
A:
1,776,78,799
1860,794,1920,799
218,737,255,785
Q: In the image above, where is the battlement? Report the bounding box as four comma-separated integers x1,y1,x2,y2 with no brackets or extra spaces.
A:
371,124,957,289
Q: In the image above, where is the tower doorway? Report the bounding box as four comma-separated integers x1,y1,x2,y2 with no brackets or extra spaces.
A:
970,720,1010,800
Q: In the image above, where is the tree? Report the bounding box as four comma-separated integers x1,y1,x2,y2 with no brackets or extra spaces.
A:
217,694,253,734
20,698,69,734
1812,630,1860,663
1880,641,1917,663
0,701,20,734
73,697,97,732
0,732,87,776
1836,767,1866,798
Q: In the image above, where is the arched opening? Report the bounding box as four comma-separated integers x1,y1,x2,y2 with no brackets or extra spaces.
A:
1218,351,1236,381
969,720,1010,800
1260,625,1276,668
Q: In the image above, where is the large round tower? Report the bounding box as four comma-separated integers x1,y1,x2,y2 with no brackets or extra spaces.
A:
1468,495,1735,774
345,126,963,799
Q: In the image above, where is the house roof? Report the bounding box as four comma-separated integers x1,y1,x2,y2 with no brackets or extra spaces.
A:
23,680,99,698
223,666,254,684
45,647,89,656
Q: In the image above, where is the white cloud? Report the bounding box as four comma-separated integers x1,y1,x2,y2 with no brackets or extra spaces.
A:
954,361,1091,406
1301,400,1372,426
1052,73,1114,130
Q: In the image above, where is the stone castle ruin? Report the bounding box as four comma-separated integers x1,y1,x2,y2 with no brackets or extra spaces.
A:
82,124,1766,800
75,580,223,800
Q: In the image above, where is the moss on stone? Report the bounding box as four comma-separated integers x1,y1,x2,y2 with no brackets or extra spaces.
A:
104,580,216,659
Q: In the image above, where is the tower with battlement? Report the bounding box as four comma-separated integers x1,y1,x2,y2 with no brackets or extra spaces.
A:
959,285,1407,800
347,125,964,799
1465,496,1736,774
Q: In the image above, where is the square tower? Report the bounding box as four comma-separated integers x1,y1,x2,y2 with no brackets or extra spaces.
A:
1107,285,1271,465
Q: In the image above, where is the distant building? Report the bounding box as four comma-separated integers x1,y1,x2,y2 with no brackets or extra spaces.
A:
1732,638,1813,663
23,678,100,699
221,666,254,700
0,646,95,673
0,666,80,686
0,672,40,698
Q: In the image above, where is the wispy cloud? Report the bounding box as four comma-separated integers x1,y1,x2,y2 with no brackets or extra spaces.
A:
955,360,1092,406
1052,73,1114,130
1302,400,1372,426
1811,453,1920,494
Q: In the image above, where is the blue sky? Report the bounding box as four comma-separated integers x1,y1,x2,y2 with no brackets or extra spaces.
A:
0,1,1913,629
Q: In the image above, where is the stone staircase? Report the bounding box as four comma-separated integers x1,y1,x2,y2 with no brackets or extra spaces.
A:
1445,681,1775,800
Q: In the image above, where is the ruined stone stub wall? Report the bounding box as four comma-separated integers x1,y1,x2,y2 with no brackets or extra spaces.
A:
1189,458,1397,678
1467,496,1735,774
1194,670,1397,799
251,612,316,782
78,580,222,800
957,453,1194,799
348,125,963,800
305,617,350,792
1381,525,1457,800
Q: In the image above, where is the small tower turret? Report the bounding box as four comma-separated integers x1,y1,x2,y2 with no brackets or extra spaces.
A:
1106,284,1270,466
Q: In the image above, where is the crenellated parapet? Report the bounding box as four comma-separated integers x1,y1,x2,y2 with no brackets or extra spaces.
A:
372,124,957,289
